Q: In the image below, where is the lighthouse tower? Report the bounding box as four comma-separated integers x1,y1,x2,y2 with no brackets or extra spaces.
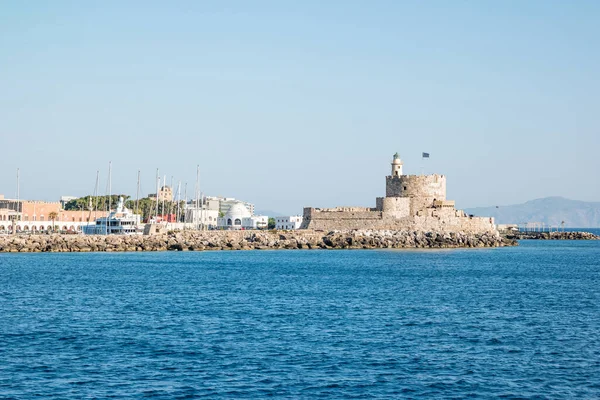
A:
391,153,403,177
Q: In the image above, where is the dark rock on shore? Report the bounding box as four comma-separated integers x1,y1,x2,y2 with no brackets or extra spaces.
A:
504,231,599,240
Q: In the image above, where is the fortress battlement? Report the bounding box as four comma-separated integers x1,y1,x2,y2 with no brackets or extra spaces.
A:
313,206,376,213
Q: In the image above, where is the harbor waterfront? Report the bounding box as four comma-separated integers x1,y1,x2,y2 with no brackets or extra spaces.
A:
1,241,599,398
0,229,516,253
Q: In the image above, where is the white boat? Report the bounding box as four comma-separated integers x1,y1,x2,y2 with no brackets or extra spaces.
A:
82,196,142,235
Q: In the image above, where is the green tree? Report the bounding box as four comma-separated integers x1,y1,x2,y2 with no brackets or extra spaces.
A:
48,211,58,231
268,217,276,229
65,195,130,211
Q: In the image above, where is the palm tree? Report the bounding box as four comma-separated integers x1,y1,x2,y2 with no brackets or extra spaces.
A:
48,211,58,232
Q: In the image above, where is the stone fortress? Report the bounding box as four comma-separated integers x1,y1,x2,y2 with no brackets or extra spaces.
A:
300,153,497,234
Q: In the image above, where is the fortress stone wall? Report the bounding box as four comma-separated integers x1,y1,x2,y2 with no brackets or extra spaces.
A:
300,154,497,234
386,174,447,215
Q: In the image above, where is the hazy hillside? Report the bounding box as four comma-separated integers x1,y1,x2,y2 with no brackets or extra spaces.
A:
465,197,600,228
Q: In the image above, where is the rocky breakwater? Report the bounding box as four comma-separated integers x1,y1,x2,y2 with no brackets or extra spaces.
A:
0,230,516,253
505,231,600,240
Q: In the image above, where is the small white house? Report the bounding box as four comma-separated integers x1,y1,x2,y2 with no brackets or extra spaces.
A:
243,215,268,230
275,216,303,230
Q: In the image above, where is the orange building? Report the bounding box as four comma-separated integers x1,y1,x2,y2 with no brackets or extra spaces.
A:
19,200,108,223
20,201,60,222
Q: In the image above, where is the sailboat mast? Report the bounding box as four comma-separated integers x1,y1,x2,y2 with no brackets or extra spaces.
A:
176,180,181,225
106,161,111,235
89,170,99,223
15,168,20,221
162,175,166,222
154,168,159,220
108,161,112,212
195,165,199,230
16,167,19,212
200,191,204,231
183,182,188,229
169,176,174,218
135,170,140,215
93,171,101,234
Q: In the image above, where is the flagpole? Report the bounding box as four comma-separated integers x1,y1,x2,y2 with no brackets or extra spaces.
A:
421,152,430,175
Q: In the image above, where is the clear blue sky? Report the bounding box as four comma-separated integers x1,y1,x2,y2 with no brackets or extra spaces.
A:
1,1,598,214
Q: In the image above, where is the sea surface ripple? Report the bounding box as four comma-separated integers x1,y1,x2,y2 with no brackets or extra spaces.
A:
1,240,599,398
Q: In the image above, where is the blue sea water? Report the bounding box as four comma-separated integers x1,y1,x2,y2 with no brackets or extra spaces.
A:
1,241,599,399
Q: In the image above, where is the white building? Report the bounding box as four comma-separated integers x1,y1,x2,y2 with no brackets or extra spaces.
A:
275,216,303,230
217,202,267,230
184,205,219,229
206,196,255,216
60,196,77,209
245,215,268,230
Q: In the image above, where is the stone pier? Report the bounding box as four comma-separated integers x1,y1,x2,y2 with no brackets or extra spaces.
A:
0,230,517,253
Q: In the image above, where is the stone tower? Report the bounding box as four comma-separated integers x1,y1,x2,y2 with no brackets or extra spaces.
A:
385,153,447,213
391,152,403,177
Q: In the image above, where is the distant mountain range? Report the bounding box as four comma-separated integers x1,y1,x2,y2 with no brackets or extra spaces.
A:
465,197,600,228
